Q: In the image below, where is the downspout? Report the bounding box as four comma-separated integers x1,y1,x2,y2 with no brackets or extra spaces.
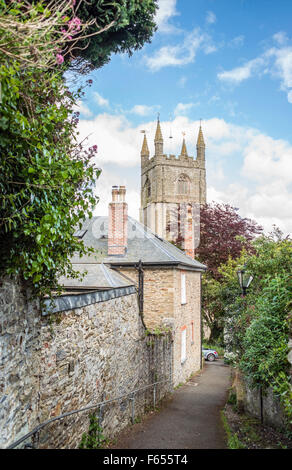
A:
135,259,146,329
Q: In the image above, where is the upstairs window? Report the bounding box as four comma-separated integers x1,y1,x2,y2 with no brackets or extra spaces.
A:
177,174,190,195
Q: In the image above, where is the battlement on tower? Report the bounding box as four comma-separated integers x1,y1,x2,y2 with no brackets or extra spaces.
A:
140,118,205,171
140,118,207,231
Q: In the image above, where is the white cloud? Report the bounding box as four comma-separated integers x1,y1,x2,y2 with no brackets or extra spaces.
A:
174,102,197,116
218,35,292,103
229,35,245,48
218,57,265,83
94,92,109,108
268,46,292,89
77,113,140,167
273,31,288,45
155,0,179,33
130,105,158,116
94,169,140,219
78,113,292,235
206,11,216,25
73,100,93,117
145,28,216,71
242,134,292,185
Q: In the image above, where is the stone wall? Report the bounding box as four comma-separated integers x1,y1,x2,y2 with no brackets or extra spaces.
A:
0,278,41,448
0,278,173,449
232,369,287,429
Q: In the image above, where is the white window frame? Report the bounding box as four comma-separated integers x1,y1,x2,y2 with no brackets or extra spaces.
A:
181,328,187,364
181,272,186,304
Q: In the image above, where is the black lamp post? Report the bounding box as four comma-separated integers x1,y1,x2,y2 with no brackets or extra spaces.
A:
237,264,253,296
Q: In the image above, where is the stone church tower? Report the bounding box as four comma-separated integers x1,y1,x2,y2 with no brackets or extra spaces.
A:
140,118,206,258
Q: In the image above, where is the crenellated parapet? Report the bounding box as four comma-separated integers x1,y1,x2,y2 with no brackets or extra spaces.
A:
140,119,206,170
140,117,207,237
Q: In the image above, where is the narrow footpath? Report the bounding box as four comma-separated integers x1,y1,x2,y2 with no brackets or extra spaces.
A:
111,360,231,449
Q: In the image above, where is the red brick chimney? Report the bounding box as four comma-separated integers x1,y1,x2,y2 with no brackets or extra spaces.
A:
108,186,128,256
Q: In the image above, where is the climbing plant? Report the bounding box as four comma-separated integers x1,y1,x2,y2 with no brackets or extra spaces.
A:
79,414,108,449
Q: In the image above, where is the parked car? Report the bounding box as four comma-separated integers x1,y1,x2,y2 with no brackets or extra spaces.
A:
202,347,219,362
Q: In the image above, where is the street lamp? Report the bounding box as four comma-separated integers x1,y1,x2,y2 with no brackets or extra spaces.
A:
237,264,253,296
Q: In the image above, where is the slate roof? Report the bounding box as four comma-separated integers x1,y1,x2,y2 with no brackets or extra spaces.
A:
59,263,135,290
71,216,206,271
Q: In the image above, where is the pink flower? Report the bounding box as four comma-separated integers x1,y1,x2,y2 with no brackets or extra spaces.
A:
68,16,81,32
56,54,64,65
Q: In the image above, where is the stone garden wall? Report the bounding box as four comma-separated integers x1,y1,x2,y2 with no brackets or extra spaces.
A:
231,369,287,429
0,277,173,449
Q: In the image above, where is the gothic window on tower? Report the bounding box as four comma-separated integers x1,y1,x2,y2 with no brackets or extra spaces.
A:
144,179,151,201
177,175,190,195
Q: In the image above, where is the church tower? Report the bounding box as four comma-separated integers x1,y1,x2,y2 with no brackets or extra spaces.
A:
140,119,206,257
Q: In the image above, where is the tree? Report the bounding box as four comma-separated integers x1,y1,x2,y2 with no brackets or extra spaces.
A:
196,202,262,280
202,253,247,344
0,1,100,297
194,202,262,343
58,0,159,72
225,230,292,425
0,0,158,296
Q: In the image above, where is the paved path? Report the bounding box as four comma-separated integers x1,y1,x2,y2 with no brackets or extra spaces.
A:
111,360,231,449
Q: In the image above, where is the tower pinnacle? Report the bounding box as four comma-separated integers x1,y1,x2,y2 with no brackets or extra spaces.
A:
141,132,149,156
154,116,163,155
196,123,205,165
197,124,205,147
180,133,188,157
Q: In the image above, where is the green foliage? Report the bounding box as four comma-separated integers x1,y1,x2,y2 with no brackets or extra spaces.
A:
0,0,76,69
79,414,108,449
220,410,245,449
0,0,158,298
0,61,100,297
239,275,292,421
223,231,292,424
63,0,158,72
202,252,247,344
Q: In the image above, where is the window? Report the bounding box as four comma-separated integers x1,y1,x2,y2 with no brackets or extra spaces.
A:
181,327,187,363
145,179,151,199
181,272,186,304
177,175,190,195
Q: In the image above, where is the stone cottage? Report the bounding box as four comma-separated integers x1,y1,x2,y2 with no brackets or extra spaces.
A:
62,186,206,387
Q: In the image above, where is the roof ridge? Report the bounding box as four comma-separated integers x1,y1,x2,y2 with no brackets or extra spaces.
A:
100,263,117,287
